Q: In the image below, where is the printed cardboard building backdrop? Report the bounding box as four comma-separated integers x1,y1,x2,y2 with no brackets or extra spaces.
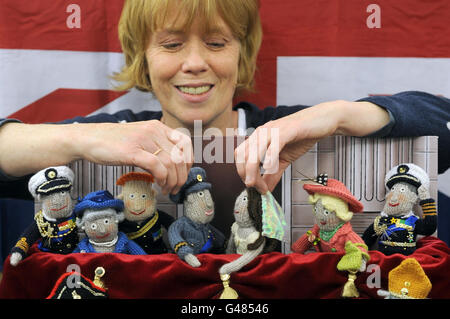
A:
31,135,438,253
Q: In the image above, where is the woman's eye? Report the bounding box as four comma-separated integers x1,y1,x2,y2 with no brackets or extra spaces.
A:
90,224,97,230
198,191,204,197
104,219,109,224
162,42,182,50
242,196,247,201
206,41,225,48
324,210,330,215
129,194,135,199
141,194,147,199
400,187,406,193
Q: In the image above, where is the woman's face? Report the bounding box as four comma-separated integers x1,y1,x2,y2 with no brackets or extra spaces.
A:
145,13,240,131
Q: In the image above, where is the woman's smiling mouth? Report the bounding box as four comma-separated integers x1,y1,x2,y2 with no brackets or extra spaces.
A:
175,84,214,103
176,85,213,95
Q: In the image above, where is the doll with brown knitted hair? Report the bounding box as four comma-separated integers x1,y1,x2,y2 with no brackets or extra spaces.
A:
218,187,285,298
117,172,174,254
222,188,279,267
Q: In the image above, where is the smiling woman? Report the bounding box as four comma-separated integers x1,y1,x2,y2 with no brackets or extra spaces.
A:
113,0,261,133
113,0,261,94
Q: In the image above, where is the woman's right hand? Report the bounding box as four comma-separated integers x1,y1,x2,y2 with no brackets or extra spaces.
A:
0,120,193,195
76,120,193,195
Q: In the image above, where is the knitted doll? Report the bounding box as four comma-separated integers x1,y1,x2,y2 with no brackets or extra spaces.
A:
73,190,146,255
218,187,285,299
291,177,369,263
291,175,369,297
362,163,437,256
10,166,79,266
168,167,226,267
116,172,174,254
377,258,432,299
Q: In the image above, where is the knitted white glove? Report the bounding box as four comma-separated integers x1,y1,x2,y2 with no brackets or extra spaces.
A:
184,253,201,268
418,185,430,201
10,252,22,266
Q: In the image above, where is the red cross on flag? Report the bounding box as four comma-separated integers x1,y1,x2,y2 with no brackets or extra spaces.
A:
1,0,449,124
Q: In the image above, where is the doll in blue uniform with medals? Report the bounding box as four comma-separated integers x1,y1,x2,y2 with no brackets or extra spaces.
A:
168,167,226,267
363,163,437,255
10,166,79,266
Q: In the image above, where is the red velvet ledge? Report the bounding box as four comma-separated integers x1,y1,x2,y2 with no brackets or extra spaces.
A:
1,236,449,299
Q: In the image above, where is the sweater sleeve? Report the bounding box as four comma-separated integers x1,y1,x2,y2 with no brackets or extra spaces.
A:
167,218,194,259
10,222,41,258
291,231,313,254
357,91,450,174
56,109,162,124
415,198,438,236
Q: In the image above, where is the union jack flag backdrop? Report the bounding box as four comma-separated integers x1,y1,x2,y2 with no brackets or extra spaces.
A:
0,0,449,245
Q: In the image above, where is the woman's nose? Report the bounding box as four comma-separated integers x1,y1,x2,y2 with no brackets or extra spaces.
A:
181,42,208,74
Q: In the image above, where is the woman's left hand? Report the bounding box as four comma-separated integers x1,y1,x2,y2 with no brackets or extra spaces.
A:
235,100,390,194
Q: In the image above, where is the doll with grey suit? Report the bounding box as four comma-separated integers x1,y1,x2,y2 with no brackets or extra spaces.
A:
168,167,226,267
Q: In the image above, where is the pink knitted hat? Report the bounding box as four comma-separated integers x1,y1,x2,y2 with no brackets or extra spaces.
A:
303,178,364,213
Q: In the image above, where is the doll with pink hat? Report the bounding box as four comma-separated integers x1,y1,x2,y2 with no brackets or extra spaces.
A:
291,174,370,297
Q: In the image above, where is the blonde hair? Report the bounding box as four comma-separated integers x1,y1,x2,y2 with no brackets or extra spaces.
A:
113,0,262,95
309,193,353,222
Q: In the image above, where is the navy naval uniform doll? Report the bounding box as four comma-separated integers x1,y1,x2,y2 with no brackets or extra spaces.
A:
363,163,437,255
168,167,226,267
10,166,79,266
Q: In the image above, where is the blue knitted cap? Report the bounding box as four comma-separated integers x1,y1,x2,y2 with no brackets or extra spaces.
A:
169,167,211,204
74,190,124,218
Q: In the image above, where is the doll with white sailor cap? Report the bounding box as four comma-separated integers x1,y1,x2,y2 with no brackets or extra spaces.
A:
10,166,78,266
168,167,226,267
73,190,146,254
362,163,437,255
